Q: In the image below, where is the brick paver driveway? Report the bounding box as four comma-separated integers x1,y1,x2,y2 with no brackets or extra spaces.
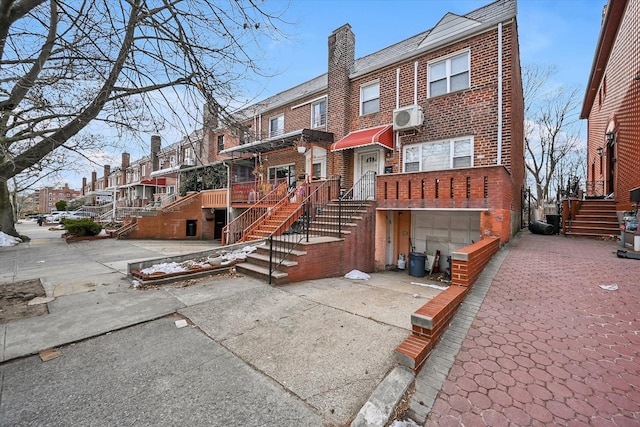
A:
425,233,640,426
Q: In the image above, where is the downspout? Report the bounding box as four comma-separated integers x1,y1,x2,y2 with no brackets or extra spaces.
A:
396,68,401,171
414,61,419,105
396,68,400,109
224,161,231,232
497,22,503,165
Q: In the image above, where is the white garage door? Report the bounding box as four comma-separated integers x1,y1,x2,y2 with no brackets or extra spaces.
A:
411,211,481,259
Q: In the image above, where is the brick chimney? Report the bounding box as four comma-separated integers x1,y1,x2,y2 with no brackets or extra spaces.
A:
91,171,97,191
327,24,355,184
82,177,87,196
203,102,219,129
151,135,161,172
327,24,355,141
103,165,110,188
121,153,130,186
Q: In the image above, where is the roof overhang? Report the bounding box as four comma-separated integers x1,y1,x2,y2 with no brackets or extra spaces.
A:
220,128,334,156
330,125,394,152
580,0,628,119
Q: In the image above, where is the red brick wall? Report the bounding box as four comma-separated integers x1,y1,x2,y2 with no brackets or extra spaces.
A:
125,193,216,240
376,165,513,241
396,236,500,372
276,203,376,284
585,0,640,211
450,236,500,287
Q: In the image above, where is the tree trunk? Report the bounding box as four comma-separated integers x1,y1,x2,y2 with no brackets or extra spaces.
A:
0,178,18,237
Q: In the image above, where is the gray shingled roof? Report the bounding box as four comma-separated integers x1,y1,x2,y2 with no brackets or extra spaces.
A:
235,0,516,116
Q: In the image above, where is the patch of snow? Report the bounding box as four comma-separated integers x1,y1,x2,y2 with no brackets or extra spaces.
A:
0,231,22,247
345,270,370,280
410,281,449,291
390,420,421,427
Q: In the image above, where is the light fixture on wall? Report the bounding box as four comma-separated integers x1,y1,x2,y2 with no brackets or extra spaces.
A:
296,136,307,154
605,131,615,145
596,146,603,157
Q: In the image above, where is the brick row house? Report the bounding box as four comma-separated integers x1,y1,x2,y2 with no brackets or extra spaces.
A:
216,0,524,274
576,0,640,240
84,0,524,278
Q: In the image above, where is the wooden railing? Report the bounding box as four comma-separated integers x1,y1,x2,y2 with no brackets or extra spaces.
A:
222,181,290,245
201,189,227,208
230,178,288,204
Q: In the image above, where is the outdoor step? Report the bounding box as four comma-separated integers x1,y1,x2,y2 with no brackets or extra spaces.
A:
308,227,351,236
565,227,620,234
578,211,616,216
565,232,620,238
246,252,298,269
235,262,288,280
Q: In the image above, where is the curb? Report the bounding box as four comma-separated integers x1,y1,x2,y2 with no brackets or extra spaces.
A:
350,366,415,427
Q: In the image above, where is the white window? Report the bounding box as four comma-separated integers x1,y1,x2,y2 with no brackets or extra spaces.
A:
305,146,327,179
403,137,474,172
312,100,327,128
360,81,380,115
170,156,176,167
141,164,146,177
428,51,470,97
269,115,284,138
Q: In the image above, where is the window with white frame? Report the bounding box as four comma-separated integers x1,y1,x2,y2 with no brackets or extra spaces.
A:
403,137,474,172
428,51,470,97
269,115,284,138
312,99,327,128
360,81,380,115
141,164,146,177
305,146,327,179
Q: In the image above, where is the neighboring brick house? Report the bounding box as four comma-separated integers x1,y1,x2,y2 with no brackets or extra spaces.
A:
35,184,81,213
220,0,524,271
581,0,640,212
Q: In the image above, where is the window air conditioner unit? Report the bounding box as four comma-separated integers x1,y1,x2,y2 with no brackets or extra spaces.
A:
393,105,424,131
184,157,195,166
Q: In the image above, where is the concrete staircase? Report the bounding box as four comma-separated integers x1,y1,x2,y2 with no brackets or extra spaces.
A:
236,242,306,283
565,199,619,237
308,200,369,238
235,199,373,284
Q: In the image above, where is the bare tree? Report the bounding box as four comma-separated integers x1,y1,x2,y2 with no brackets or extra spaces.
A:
523,64,583,207
0,0,288,237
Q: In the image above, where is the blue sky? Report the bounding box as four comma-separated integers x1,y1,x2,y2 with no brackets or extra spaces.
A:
248,0,604,101
64,0,605,189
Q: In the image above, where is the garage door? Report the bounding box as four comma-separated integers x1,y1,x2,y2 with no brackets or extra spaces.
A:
411,211,481,258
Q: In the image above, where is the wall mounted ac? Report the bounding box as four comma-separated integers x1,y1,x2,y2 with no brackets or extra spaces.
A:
393,105,424,131
183,157,195,166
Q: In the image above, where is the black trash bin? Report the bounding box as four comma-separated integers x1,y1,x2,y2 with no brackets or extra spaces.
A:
408,252,426,277
545,214,561,234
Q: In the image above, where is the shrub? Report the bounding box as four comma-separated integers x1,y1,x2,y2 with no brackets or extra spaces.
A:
62,218,103,236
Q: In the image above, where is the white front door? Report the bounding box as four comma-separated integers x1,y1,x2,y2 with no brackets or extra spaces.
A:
355,150,379,199
358,151,379,178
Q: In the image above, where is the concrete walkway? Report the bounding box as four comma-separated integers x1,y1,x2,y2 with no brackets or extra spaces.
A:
413,232,640,426
1,221,434,426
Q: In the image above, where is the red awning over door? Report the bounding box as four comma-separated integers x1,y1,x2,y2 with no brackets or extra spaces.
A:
330,125,394,151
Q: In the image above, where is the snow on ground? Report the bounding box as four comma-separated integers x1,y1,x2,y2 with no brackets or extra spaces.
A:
0,231,22,247
139,245,258,275
389,420,420,427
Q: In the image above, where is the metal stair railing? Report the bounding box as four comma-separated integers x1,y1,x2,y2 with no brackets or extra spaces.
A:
266,177,342,284
336,170,377,236
222,180,289,245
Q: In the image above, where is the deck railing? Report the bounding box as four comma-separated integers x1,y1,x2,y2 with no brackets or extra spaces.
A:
222,180,289,245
